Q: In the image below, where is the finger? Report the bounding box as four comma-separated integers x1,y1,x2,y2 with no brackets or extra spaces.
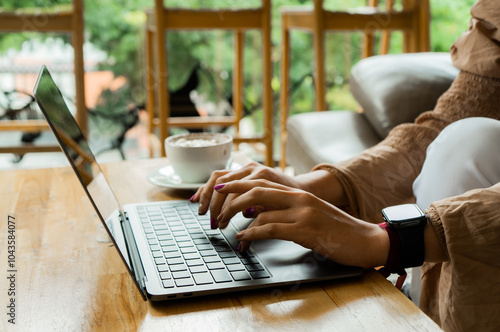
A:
197,170,231,215
235,210,297,243
237,208,289,252
217,186,297,227
190,185,203,203
209,191,239,229
213,179,289,228
198,164,259,215
238,240,252,252
215,179,293,195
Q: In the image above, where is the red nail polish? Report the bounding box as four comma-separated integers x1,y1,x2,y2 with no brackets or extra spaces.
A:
214,184,225,190
243,206,255,218
237,242,242,252
189,194,196,202
210,217,217,229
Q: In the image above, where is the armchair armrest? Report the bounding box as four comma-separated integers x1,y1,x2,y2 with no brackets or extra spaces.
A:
350,52,459,139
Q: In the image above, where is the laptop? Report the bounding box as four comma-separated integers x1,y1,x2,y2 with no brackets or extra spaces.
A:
33,65,364,301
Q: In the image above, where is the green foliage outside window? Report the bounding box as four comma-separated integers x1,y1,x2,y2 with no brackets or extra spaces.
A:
0,0,477,134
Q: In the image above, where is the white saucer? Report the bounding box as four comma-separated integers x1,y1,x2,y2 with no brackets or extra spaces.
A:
147,162,242,190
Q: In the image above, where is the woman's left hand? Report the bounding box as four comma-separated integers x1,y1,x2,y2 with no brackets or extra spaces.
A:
214,180,389,269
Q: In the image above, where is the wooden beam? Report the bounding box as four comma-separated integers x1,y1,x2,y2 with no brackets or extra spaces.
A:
162,9,263,30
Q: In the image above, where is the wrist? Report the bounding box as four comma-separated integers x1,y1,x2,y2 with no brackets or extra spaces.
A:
296,170,347,206
370,223,391,268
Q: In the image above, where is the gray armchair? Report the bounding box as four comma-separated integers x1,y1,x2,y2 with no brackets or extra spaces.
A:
285,52,459,174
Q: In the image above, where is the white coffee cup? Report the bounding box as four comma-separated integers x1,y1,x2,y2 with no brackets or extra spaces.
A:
165,133,233,183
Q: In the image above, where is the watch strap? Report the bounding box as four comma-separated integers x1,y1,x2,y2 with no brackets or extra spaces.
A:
395,221,426,268
378,222,406,275
378,223,407,290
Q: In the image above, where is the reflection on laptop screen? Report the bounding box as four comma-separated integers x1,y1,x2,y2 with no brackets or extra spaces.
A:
33,66,125,249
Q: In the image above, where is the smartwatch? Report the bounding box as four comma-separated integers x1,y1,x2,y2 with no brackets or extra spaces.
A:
382,204,427,268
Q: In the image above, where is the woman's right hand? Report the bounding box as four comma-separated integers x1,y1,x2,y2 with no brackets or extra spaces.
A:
190,162,301,228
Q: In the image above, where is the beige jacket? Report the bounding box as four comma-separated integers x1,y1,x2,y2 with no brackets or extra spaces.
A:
314,1,500,330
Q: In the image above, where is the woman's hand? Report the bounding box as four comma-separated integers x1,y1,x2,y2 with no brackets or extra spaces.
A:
213,180,389,269
190,162,301,228
190,162,347,229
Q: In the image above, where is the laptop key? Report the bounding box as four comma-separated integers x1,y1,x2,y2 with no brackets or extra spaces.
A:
231,271,251,281
175,236,191,243
189,265,208,273
178,242,195,248
210,269,232,283
190,232,206,238
159,240,176,247
227,263,246,272
194,238,210,245
162,245,178,252
237,251,255,258
172,231,189,238
165,251,181,259
175,278,194,287
214,245,232,252
172,271,190,279
186,259,203,267
207,262,225,270
193,272,214,285
250,270,271,279
199,249,217,257
166,257,183,265
183,253,200,260
151,220,165,226
180,247,197,254
241,257,259,265
170,264,187,272
208,235,225,242
157,264,168,272
203,256,221,264
153,224,168,230
245,264,264,272
159,272,171,280
222,257,241,265
162,280,175,288
218,251,237,258
154,257,166,265
196,244,212,251
152,251,163,258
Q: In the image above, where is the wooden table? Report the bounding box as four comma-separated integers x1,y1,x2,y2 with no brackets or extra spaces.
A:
0,158,441,331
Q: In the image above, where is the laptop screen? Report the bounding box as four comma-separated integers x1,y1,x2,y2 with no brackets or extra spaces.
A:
33,66,130,264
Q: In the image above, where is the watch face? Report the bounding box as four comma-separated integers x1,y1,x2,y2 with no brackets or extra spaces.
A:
382,204,426,228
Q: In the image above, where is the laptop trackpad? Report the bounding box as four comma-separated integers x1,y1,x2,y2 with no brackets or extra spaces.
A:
222,213,364,281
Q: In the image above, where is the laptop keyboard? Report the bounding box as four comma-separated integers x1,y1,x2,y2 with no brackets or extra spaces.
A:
136,203,271,288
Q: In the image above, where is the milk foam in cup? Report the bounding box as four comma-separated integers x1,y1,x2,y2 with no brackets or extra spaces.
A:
165,133,232,183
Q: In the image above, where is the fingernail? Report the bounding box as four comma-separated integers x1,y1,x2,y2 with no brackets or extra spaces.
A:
237,242,242,252
210,217,217,229
214,184,225,191
243,206,255,218
189,194,196,202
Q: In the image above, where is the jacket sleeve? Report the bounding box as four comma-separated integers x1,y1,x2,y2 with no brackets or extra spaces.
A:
425,182,500,263
313,70,500,223
421,182,500,331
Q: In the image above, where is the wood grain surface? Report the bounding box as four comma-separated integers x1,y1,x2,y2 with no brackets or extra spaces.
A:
0,158,441,331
